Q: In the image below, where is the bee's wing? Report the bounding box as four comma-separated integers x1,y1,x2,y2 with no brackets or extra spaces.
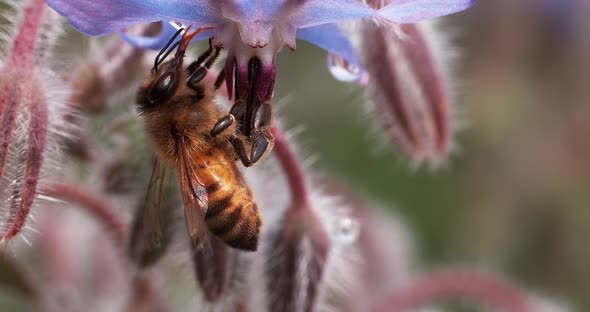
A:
129,157,172,266
178,139,209,246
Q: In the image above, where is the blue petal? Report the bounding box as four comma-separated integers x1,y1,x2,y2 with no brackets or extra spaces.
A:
297,24,360,67
46,0,220,36
121,22,212,50
223,0,375,26
297,24,367,83
222,0,284,21
291,0,377,28
379,0,476,23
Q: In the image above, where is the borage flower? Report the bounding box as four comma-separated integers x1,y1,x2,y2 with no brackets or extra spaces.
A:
45,1,474,164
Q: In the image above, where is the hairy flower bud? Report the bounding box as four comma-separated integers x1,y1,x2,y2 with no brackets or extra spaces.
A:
265,207,330,312
261,128,334,312
69,23,160,114
360,21,454,165
0,0,68,241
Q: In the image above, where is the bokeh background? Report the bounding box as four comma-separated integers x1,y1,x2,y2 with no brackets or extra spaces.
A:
273,0,590,310
0,0,588,311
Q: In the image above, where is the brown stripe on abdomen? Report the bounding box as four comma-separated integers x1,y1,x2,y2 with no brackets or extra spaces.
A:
224,204,261,251
206,193,233,218
206,181,222,194
206,205,243,236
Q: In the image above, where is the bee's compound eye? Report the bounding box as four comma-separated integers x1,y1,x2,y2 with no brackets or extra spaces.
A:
148,71,177,105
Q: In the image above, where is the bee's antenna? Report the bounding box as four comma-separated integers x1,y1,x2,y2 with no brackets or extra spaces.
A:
153,27,184,72
154,41,180,72
175,26,214,59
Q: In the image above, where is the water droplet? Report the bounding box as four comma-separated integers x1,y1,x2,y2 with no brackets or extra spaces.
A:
327,54,369,85
333,216,359,245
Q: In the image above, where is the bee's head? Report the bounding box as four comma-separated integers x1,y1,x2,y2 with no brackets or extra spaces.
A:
136,26,208,111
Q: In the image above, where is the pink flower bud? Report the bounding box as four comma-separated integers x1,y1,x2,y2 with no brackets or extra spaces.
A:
360,21,454,165
265,207,330,312
68,22,160,114
0,0,69,241
262,128,331,312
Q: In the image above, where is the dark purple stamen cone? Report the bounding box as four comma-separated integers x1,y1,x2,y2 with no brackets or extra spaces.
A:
225,56,276,102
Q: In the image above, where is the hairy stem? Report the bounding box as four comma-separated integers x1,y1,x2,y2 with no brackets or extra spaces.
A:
43,182,126,245
10,0,46,69
271,126,311,211
372,270,533,312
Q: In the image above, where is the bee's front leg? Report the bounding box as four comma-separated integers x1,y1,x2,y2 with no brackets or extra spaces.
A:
210,98,246,137
186,38,221,92
210,114,235,137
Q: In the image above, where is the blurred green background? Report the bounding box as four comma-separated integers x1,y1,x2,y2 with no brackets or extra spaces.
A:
275,1,590,310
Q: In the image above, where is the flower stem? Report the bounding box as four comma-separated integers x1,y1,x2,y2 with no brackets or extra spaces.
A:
271,126,311,211
43,182,126,245
372,270,533,312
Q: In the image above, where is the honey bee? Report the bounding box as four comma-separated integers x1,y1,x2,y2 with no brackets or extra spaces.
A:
135,26,264,251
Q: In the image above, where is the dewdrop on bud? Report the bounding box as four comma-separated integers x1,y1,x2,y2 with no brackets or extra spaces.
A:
359,21,454,165
0,0,69,241
331,214,360,245
327,53,369,85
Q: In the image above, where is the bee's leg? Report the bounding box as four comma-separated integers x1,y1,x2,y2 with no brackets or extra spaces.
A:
231,131,273,167
187,38,214,74
210,98,246,137
231,101,274,167
249,100,274,164
231,137,253,167
187,39,221,92
210,114,235,137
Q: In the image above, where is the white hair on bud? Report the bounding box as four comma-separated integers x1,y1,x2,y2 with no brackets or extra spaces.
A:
227,122,365,312
34,7,64,64
417,19,465,166
0,0,73,244
338,16,464,168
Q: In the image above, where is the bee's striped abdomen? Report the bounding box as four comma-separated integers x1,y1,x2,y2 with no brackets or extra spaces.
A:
197,152,261,251
205,187,261,251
